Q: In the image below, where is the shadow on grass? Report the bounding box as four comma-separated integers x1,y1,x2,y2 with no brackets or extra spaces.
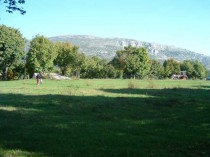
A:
199,86,210,89
0,88,210,157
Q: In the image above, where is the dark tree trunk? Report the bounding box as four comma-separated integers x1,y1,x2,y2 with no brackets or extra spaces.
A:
76,70,80,79
2,67,8,80
61,69,65,76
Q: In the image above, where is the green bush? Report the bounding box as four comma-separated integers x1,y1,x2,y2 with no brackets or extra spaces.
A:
7,68,14,80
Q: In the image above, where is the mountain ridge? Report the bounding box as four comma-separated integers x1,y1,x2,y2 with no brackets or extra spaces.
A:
49,35,210,69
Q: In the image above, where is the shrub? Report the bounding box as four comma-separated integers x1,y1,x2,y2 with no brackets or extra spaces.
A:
7,68,14,80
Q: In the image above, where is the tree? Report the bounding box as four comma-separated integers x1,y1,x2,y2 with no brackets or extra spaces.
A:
26,35,57,76
103,64,118,78
111,49,127,78
0,0,26,14
79,57,118,79
54,42,79,76
111,46,150,79
82,56,103,78
163,59,180,78
148,59,164,79
72,52,86,78
207,70,210,77
0,25,25,80
192,61,206,79
180,60,194,79
180,60,206,79
12,62,25,79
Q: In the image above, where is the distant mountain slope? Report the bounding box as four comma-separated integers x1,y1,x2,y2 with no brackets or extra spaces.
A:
49,35,210,69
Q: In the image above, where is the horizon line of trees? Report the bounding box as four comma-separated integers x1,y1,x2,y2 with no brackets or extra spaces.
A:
0,25,208,81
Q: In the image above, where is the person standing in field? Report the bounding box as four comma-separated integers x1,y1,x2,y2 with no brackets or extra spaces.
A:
36,73,41,85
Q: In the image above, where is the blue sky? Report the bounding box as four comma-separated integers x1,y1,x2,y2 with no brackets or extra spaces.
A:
1,0,210,55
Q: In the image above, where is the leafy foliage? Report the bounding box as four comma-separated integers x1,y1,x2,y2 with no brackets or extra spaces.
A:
72,52,86,78
6,68,14,80
82,56,104,78
0,0,26,14
192,61,206,79
148,59,164,79
26,35,57,76
163,59,180,78
180,60,207,79
180,60,194,78
0,25,25,80
54,42,79,76
111,46,150,79
0,26,207,80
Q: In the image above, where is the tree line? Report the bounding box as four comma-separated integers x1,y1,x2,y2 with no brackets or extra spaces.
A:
0,25,207,80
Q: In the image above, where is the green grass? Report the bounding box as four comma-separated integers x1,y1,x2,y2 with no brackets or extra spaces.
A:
0,79,210,157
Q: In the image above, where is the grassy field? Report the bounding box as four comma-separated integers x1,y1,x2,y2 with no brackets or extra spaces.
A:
0,79,210,157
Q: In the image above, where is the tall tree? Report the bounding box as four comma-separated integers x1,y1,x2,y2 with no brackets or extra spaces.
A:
103,63,117,78
54,42,79,76
110,50,127,78
192,61,206,79
72,52,86,78
26,35,57,76
180,60,207,79
0,0,26,14
0,25,25,80
180,60,194,79
111,46,150,79
83,56,104,78
148,59,164,79
163,59,180,78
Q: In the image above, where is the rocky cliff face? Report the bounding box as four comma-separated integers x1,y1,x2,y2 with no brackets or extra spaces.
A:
49,35,210,69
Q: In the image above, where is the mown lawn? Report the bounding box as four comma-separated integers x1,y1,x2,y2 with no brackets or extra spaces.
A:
0,79,210,157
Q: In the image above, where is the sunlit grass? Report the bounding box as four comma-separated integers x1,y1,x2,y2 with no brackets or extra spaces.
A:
0,149,44,157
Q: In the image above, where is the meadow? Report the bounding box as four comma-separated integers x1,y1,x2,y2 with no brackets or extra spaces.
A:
0,79,210,157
